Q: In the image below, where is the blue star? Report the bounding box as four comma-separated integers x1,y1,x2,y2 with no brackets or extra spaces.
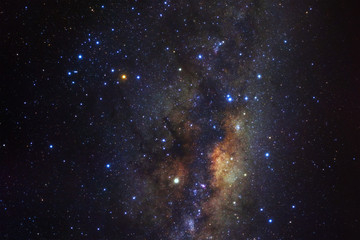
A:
96,41,100,45
268,219,273,223
197,54,203,59
161,138,166,143
265,152,270,157
244,96,248,101
136,75,140,79
292,205,295,209
226,94,233,102
78,54,83,59
257,74,262,79
68,72,72,76
106,164,110,168
49,144,53,149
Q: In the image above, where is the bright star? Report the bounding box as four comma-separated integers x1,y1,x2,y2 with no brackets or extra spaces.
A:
78,54,82,59
174,177,179,184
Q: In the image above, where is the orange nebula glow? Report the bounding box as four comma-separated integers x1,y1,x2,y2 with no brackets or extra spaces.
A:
199,112,250,239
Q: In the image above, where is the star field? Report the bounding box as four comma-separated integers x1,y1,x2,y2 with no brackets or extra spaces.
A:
1,0,359,239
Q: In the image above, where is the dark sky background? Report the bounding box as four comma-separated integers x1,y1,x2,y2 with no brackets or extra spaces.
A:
1,0,359,239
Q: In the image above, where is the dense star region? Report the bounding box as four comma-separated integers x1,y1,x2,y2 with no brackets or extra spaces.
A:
1,0,359,239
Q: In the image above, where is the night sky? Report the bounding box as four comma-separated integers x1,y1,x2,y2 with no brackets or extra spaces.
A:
1,0,359,239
